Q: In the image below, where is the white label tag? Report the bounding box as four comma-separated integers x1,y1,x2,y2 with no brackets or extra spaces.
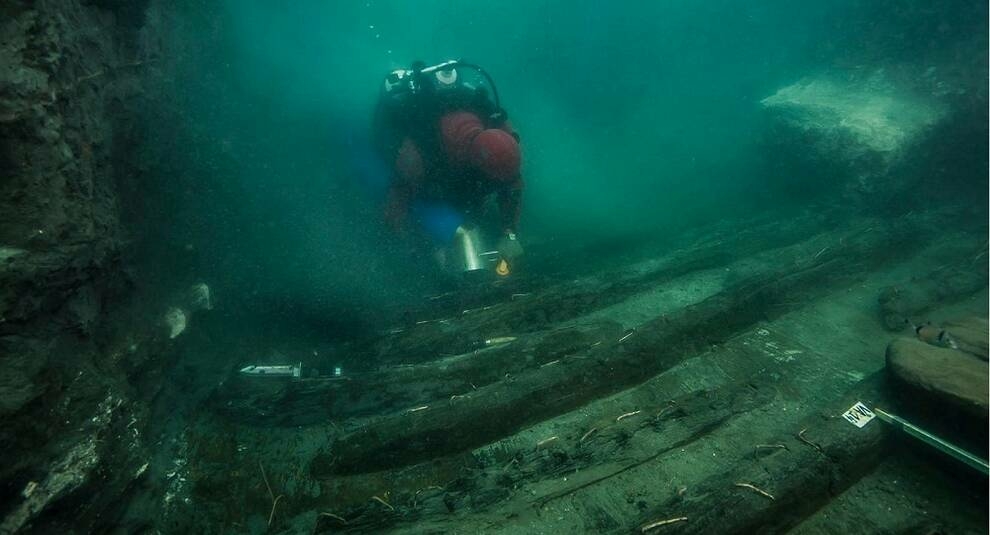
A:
842,402,876,428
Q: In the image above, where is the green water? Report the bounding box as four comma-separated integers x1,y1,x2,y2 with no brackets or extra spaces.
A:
131,0,982,330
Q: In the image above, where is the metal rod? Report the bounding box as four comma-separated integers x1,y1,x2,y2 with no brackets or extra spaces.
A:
874,408,989,476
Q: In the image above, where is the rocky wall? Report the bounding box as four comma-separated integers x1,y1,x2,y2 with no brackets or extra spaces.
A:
0,1,169,533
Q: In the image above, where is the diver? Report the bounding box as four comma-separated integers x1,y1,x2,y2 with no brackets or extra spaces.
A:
372,60,524,277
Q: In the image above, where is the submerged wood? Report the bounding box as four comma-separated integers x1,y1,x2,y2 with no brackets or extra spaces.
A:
315,218,924,475
352,213,822,365
628,374,892,534
311,345,891,534
312,363,780,533
877,252,988,330
215,214,821,426
214,322,621,425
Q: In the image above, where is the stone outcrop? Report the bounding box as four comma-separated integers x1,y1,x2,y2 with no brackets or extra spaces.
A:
1,0,139,410
761,71,948,203
0,1,170,533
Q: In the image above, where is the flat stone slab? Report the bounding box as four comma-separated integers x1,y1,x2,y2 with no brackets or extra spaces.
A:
886,337,989,419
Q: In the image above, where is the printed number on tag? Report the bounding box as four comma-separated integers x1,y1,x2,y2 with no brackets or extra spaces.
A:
842,401,876,428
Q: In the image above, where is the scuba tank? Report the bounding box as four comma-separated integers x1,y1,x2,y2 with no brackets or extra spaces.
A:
380,59,506,125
